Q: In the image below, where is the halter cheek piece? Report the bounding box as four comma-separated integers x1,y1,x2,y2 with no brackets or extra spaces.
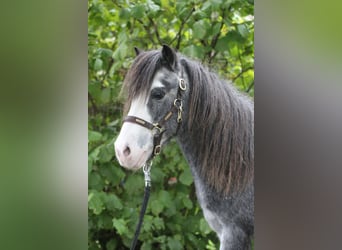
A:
123,78,186,161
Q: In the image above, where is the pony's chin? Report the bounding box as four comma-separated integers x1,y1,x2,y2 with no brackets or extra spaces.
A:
118,151,151,171
122,165,142,172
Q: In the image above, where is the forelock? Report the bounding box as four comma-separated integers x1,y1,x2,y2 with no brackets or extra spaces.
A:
123,50,162,104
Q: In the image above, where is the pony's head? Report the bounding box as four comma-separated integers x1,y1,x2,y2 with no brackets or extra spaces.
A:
115,45,185,170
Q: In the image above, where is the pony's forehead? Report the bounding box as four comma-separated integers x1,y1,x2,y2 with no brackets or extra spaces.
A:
152,70,179,89
129,70,179,102
125,64,178,100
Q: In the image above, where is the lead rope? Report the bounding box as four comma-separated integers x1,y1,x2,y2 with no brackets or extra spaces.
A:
130,161,152,250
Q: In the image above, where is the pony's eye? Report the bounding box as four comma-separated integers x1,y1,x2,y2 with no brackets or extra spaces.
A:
151,88,166,100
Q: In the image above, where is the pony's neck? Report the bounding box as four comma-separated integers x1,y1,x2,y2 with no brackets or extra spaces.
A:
176,128,207,192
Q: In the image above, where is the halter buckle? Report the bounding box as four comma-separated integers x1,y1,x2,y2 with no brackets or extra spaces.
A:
152,123,163,133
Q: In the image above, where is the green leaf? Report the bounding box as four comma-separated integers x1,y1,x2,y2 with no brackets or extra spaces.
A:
176,2,188,17
154,235,167,244
131,5,145,19
112,43,128,60
88,191,104,215
151,167,166,183
97,48,113,58
141,242,152,250
104,193,123,210
153,217,165,230
111,166,125,186
237,24,249,38
206,239,217,250
193,20,207,39
124,174,143,194
179,167,193,186
106,239,118,250
167,236,183,250
182,196,193,209
201,1,213,14
210,22,222,37
100,88,111,104
226,30,245,43
147,0,160,12
161,0,169,8
89,145,101,163
97,214,113,229
119,8,130,20
88,81,102,103
158,190,172,207
112,218,128,235
94,58,103,71
89,172,103,190
142,215,153,231
88,131,102,142
199,218,212,235
98,144,114,163
182,45,205,59
109,61,122,78
151,199,164,216
215,35,230,52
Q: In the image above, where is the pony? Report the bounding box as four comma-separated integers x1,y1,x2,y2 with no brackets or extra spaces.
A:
115,45,254,250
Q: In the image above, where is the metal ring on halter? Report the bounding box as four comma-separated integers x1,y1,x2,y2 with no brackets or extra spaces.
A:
179,78,186,91
173,99,182,109
154,145,161,156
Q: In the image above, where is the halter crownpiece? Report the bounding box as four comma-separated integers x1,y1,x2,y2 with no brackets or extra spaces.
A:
123,77,187,161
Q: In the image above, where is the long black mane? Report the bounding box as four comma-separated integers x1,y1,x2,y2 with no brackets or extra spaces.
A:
180,57,254,194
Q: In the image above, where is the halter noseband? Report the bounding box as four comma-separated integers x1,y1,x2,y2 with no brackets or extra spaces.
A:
123,77,186,160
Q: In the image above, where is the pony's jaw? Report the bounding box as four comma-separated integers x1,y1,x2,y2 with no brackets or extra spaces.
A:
114,96,153,170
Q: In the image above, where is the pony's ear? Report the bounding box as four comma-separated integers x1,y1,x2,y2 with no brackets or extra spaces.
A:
161,44,177,70
134,47,143,56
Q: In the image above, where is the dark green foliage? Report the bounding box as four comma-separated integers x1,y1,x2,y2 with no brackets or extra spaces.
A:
88,0,254,249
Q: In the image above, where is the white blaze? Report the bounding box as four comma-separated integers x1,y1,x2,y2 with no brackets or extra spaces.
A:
114,73,165,170
114,96,152,169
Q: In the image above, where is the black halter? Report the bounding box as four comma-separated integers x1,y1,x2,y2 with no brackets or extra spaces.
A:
123,77,186,160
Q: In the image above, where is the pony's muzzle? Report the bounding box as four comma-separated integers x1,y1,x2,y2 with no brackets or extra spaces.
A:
114,134,151,170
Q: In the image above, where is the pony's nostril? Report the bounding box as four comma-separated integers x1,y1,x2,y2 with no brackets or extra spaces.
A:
123,146,131,156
